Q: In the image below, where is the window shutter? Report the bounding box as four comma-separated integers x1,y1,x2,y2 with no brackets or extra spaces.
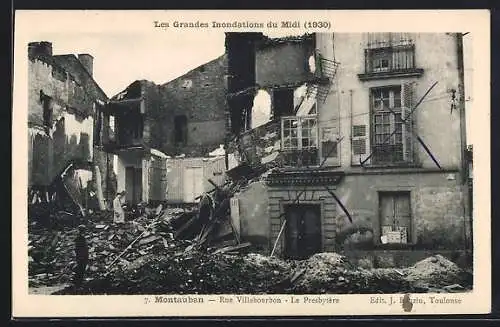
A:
401,82,415,163
351,121,370,165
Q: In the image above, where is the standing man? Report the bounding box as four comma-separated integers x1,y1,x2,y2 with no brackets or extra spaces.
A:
113,191,126,224
74,224,89,289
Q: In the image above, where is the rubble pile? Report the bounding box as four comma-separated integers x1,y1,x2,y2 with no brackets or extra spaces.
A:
287,253,416,294
75,251,292,295
50,249,472,295
404,255,473,291
28,208,192,287
28,174,472,295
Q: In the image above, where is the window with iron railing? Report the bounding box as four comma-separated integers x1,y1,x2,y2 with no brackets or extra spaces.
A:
360,33,423,80
370,85,415,165
281,115,319,167
372,87,403,164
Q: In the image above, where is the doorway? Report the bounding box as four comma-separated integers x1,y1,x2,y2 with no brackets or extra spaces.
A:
125,167,142,204
284,203,322,259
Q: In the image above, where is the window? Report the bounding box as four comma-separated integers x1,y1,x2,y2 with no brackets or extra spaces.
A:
360,33,422,79
174,115,188,145
370,49,391,72
368,83,415,165
371,86,404,164
379,192,411,244
281,115,318,166
366,45,415,74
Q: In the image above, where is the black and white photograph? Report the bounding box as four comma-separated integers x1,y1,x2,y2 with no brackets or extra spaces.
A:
12,10,490,317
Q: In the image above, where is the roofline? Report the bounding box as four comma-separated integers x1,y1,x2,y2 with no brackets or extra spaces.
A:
110,79,148,100
160,53,226,87
53,54,109,100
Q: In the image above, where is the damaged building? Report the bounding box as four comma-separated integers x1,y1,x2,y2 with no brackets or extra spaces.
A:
99,55,228,205
28,41,113,215
226,33,472,267
27,33,477,295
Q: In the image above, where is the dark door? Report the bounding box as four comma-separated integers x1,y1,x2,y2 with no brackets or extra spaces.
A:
379,192,411,244
125,167,142,204
285,204,322,259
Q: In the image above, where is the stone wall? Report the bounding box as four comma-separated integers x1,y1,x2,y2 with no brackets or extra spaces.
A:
260,170,468,258
28,51,113,196
267,185,337,256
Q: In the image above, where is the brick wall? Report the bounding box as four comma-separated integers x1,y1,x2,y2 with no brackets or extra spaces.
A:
151,55,228,157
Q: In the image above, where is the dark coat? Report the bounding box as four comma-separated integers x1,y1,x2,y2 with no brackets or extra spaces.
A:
75,234,89,262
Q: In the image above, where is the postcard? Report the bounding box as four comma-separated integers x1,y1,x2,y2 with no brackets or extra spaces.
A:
12,9,491,317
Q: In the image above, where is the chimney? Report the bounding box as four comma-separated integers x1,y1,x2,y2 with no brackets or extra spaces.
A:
77,53,94,76
28,41,53,58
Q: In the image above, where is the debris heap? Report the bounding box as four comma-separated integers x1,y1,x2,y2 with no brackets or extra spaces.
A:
404,254,473,292
29,172,472,295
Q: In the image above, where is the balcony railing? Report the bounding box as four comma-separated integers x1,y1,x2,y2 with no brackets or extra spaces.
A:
372,144,404,165
282,148,319,167
359,44,424,80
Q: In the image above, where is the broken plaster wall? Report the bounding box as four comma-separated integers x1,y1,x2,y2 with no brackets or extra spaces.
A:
235,120,283,168
233,181,270,253
28,57,94,186
250,85,309,129
226,35,318,168
148,153,168,203
255,39,315,88
28,43,113,200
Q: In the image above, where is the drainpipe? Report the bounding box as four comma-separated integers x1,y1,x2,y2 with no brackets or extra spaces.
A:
456,33,471,253
456,33,467,184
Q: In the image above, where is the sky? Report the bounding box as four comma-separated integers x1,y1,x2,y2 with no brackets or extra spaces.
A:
41,31,293,98
43,32,227,98
38,32,473,141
